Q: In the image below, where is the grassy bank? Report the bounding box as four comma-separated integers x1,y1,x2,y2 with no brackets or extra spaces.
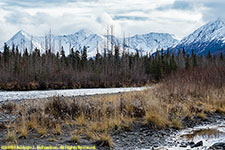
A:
1,66,225,148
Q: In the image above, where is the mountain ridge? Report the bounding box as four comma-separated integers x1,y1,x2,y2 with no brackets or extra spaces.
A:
2,18,225,56
174,18,225,55
1,30,179,57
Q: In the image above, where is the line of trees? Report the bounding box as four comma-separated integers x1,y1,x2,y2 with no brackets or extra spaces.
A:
0,41,224,90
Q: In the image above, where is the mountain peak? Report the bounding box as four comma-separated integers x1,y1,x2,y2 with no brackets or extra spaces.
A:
214,17,225,23
17,30,28,35
14,30,30,38
4,29,178,56
205,17,225,30
76,29,93,36
175,18,225,55
181,18,225,43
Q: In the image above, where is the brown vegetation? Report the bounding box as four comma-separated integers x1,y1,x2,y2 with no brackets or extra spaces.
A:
0,64,224,147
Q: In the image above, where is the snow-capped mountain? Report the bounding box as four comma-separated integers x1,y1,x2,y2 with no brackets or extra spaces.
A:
127,32,178,54
2,29,178,57
3,18,225,57
174,18,225,55
3,29,105,56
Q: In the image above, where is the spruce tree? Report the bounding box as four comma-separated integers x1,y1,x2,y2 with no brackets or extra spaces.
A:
185,54,190,69
3,43,10,65
220,53,223,60
60,46,67,67
191,49,197,67
75,50,80,70
81,46,87,69
207,51,212,60
170,53,177,71
114,45,120,61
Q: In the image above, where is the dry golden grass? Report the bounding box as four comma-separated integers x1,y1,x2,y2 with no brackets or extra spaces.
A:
171,118,182,130
5,83,225,142
5,129,17,145
214,100,225,114
48,138,58,142
144,110,170,129
27,113,38,130
89,121,108,132
215,107,225,114
97,133,113,147
107,117,122,130
54,124,62,135
80,128,98,141
120,115,135,130
2,66,225,148
71,135,80,143
198,112,207,119
75,113,88,126
4,82,225,140
37,126,47,136
18,126,28,138
17,114,28,138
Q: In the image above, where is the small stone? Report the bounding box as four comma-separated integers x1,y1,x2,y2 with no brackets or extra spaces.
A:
180,142,187,148
153,144,159,148
188,141,195,147
191,141,203,148
188,141,195,145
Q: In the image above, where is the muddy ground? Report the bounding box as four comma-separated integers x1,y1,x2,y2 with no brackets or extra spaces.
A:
0,109,224,150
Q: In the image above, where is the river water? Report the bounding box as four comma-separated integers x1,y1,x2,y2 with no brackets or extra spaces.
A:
145,117,225,150
0,87,147,102
166,122,225,150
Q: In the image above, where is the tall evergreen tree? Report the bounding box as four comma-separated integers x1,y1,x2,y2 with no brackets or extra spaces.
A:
191,49,197,67
3,43,10,65
185,54,190,69
81,46,87,69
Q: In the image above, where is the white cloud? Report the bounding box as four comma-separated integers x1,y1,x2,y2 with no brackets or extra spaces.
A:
0,0,224,46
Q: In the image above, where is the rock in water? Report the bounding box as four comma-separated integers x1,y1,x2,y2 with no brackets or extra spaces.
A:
210,143,225,150
191,141,203,148
180,142,188,148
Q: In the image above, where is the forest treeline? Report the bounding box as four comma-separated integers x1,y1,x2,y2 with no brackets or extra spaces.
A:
0,42,224,90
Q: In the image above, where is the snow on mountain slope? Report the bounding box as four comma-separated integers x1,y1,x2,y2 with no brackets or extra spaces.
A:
175,18,225,55
5,30,44,53
127,32,178,54
3,29,105,56
3,18,225,57
2,29,178,57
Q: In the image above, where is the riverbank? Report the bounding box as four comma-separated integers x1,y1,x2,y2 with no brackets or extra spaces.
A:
0,67,224,149
0,88,224,149
1,105,224,150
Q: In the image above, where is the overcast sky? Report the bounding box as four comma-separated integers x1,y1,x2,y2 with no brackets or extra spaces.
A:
0,0,225,45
